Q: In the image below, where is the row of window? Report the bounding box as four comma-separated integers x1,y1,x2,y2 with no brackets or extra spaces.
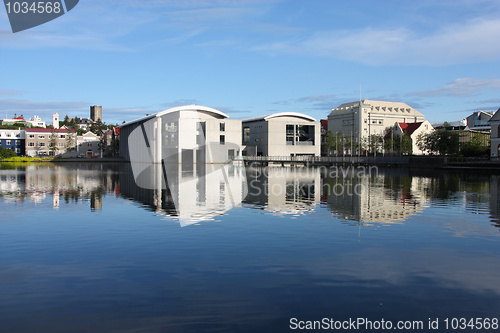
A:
1,140,21,146
27,142,66,147
0,133,21,138
27,134,67,139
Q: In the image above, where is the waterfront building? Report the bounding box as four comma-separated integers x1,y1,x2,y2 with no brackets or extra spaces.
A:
393,120,434,155
489,107,500,157
119,105,242,165
328,100,425,153
242,112,321,157
76,131,101,158
466,110,495,132
0,129,25,155
25,128,77,157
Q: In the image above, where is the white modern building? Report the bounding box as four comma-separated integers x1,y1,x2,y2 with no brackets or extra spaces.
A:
328,100,425,149
242,112,321,157
119,105,243,165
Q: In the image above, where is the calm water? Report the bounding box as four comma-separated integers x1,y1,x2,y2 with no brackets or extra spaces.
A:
1,163,499,332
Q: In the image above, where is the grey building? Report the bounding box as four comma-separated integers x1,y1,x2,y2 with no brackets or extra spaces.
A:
242,112,321,157
90,105,102,122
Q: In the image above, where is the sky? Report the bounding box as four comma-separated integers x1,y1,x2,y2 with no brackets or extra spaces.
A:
1,0,500,125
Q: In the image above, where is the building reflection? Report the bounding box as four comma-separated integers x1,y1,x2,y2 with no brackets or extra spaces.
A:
0,163,118,211
119,162,247,226
324,168,430,224
243,166,321,214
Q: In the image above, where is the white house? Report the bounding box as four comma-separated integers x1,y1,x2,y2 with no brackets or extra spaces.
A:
393,120,434,155
77,131,101,158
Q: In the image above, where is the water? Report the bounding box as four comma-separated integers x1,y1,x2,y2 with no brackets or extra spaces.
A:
1,163,499,332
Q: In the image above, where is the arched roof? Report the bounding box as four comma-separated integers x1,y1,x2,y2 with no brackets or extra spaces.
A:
156,105,229,119
243,112,317,123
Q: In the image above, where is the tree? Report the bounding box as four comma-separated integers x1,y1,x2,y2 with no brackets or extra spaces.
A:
0,147,16,159
325,130,335,156
65,132,76,151
417,129,459,155
49,130,59,156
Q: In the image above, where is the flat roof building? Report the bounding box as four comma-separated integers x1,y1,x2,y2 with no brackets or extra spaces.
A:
242,112,321,157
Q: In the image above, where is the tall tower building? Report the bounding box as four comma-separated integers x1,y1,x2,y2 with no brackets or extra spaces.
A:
90,105,102,122
53,113,60,129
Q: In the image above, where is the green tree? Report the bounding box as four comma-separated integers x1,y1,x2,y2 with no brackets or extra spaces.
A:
417,129,459,155
65,132,76,151
0,147,17,159
49,130,59,156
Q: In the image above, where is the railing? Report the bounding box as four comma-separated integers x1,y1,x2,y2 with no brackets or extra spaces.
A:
447,157,500,165
243,155,409,165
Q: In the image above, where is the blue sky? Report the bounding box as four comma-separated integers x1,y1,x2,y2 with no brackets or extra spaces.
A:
1,0,500,125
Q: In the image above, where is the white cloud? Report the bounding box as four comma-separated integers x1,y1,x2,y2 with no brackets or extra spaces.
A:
411,78,500,97
255,18,500,66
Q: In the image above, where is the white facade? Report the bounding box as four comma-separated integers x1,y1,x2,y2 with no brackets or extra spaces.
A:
393,120,434,155
242,112,321,157
328,100,425,145
77,131,101,158
53,113,60,129
120,105,243,165
28,115,46,128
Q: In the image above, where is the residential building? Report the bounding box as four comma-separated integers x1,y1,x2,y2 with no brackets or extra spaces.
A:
119,105,242,165
25,128,77,157
76,131,101,158
76,117,93,131
0,129,25,155
242,112,321,157
2,116,29,127
490,108,500,157
466,110,495,132
393,120,434,155
27,115,46,128
328,100,425,152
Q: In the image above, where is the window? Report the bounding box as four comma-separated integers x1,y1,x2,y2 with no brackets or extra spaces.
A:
58,143,65,147
60,135,66,139
38,142,45,147
220,135,225,145
228,149,235,159
28,142,35,147
243,127,250,143
364,119,367,124
378,120,383,124
29,134,35,138
6,133,11,137
38,135,45,139
286,124,294,145
220,123,225,131
6,140,11,145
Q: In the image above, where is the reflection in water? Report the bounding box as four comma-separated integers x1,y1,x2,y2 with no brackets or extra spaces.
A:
120,163,247,226
324,168,430,225
244,166,321,215
1,163,500,228
0,163,118,211
1,163,500,332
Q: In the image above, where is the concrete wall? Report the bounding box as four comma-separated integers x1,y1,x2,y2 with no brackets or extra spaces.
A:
243,116,320,157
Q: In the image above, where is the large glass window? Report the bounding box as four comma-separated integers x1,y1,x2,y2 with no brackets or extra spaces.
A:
286,125,294,145
220,123,225,131
220,135,225,145
296,125,315,145
243,127,250,144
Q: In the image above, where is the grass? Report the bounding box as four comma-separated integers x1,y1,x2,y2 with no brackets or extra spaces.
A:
0,156,53,163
